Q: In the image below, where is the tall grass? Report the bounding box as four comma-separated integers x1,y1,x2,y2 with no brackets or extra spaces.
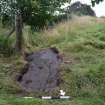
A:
0,16,105,104
21,17,105,100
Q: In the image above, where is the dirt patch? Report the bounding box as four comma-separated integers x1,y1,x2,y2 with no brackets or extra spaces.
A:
17,47,62,92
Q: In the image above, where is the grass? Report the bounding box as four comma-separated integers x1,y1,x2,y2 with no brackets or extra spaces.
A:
0,16,105,105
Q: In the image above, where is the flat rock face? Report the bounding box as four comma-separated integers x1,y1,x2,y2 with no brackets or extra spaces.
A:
18,48,62,91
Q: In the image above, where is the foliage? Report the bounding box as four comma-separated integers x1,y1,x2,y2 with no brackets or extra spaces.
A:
22,17,105,99
0,0,70,29
0,0,105,29
66,2,96,16
0,35,14,56
0,17,105,105
91,0,104,6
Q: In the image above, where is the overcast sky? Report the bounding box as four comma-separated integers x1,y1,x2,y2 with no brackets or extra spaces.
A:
65,0,105,17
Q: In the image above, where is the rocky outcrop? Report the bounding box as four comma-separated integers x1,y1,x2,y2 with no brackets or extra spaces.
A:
17,47,62,92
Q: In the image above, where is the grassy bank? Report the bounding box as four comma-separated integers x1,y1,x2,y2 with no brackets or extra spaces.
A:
0,16,105,105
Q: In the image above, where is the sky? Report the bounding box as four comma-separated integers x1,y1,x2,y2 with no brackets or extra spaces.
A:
65,0,105,17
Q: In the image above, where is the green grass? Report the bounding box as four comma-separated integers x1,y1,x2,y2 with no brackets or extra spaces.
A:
0,94,104,105
0,16,105,105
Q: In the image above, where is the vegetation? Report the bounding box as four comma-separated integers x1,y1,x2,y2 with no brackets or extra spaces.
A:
66,2,96,16
0,0,70,52
0,16,105,105
0,0,105,105
91,0,104,6
0,0,104,52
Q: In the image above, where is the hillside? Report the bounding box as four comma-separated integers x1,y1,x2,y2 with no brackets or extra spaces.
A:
0,16,105,105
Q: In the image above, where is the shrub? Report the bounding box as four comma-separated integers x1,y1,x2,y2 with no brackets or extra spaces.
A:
0,35,14,56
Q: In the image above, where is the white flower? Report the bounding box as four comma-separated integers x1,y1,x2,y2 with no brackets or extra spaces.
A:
60,90,66,96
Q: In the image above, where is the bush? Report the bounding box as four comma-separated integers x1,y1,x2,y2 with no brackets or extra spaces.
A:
0,35,14,56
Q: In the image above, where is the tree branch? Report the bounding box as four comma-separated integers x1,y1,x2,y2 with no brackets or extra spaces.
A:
7,26,15,38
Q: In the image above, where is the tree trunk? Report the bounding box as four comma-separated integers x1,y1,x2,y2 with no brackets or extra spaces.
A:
15,13,23,52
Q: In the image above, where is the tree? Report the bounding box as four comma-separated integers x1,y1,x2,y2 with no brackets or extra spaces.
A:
0,0,70,52
0,0,103,52
91,0,104,6
66,2,96,16
0,0,23,52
